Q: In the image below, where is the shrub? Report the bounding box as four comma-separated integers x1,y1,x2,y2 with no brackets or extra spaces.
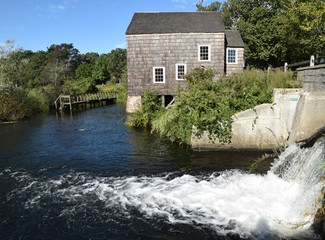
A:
126,89,163,128
0,82,41,121
151,68,300,145
27,88,49,113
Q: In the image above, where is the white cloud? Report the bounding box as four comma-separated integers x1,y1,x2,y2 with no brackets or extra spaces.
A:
49,4,66,12
33,0,74,18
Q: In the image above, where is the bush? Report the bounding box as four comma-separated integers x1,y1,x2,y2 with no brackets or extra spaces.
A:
0,83,42,121
126,89,163,128
27,88,49,113
151,68,300,145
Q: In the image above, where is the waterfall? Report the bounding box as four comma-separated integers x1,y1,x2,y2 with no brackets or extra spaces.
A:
98,136,324,239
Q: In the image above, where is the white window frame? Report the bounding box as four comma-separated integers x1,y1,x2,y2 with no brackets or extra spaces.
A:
176,64,187,81
198,45,211,61
227,48,237,64
153,66,165,83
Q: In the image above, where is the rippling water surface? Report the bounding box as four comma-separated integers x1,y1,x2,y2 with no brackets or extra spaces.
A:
0,105,322,240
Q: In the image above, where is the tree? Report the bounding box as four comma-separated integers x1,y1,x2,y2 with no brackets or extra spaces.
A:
0,41,44,121
0,40,24,84
92,54,109,84
80,52,99,65
278,0,325,63
107,48,127,83
25,51,48,88
75,63,93,79
221,0,325,67
41,43,80,87
222,0,286,68
196,0,222,11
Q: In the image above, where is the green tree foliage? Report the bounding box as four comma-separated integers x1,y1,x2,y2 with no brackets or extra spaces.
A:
41,43,80,87
278,0,325,63
107,48,127,83
92,54,110,84
75,63,93,79
221,0,325,67
221,0,285,67
0,40,127,121
80,52,99,64
62,76,96,95
25,51,48,88
196,0,222,11
1,50,33,87
0,40,23,84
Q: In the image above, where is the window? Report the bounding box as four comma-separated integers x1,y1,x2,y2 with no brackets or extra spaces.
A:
198,45,210,61
227,48,237,64
176,64,186,80
153,67,165,83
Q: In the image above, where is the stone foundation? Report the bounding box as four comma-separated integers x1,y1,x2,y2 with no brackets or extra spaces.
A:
126,95,142,113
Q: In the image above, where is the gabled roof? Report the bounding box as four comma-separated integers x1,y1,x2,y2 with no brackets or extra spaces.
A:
225,30,245,48
126,12,225,35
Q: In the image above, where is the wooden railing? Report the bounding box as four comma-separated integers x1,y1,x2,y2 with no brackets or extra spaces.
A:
272,55,325,72
54,92,117,111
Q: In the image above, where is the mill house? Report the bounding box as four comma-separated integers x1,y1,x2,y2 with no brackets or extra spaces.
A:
126,12,245,113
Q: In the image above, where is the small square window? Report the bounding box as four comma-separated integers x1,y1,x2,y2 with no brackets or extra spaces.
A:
227,49,237,64
153,67,165,83
176,64,186,80
198,45,210,61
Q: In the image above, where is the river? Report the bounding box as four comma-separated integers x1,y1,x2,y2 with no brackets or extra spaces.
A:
0,105,323,240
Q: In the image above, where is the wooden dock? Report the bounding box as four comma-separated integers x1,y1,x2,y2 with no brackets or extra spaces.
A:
54,92,117,111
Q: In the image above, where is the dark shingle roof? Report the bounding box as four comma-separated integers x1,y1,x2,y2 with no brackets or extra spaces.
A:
225,30,244,48
126,12,225,35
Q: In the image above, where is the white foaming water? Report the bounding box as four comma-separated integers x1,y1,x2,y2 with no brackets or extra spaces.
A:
12,138,325,239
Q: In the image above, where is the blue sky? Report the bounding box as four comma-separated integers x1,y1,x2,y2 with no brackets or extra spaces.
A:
0,0,219,54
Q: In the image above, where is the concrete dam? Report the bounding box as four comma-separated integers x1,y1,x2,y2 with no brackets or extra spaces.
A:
191,64,325,150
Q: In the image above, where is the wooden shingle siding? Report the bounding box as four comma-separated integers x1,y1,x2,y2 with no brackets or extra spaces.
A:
125,12,245,112
226,48,245,75
127,32,225,96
